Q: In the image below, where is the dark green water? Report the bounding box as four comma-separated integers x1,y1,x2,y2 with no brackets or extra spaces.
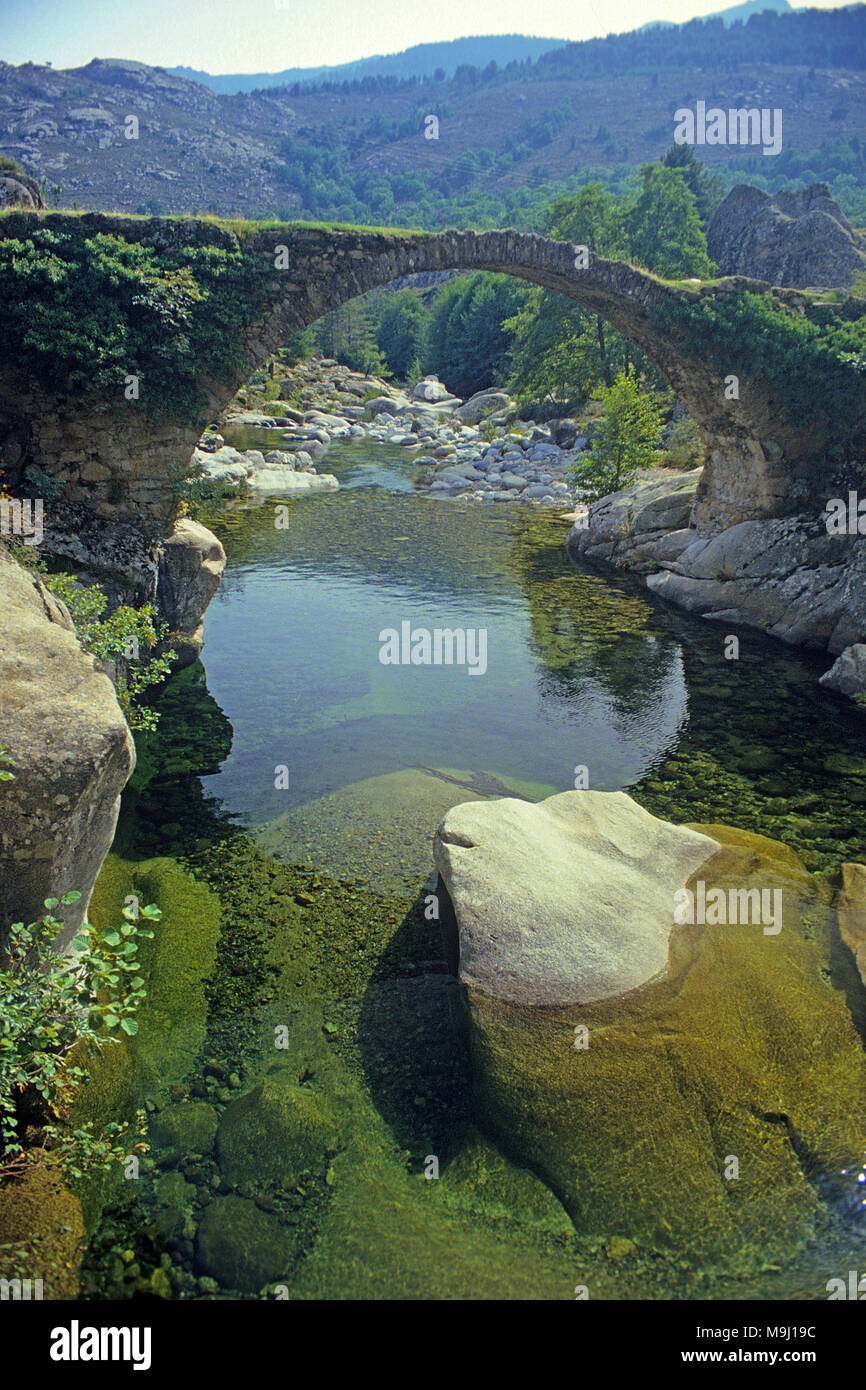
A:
86,438,866,1301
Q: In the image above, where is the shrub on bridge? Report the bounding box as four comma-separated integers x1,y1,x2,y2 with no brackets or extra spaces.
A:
0,223,272,421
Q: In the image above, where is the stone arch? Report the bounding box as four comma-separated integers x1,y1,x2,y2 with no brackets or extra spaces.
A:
1,216,863,540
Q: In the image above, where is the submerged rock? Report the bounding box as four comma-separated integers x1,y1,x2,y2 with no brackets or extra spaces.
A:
433,790,720,1006
447,803,866,1264
215,1078,338,1189
838,862,866,986
196,1196,294,1293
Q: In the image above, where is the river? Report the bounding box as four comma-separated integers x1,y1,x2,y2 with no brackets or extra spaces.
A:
81,436,866,1301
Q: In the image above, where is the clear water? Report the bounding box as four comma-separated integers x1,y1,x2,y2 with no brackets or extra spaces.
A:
88,436,866,1301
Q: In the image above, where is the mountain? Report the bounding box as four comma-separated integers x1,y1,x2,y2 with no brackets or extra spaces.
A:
0,7,863,226
640,0,793,31
168,34,565,95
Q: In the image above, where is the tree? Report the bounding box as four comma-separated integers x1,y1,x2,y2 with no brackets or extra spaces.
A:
570,373,664,501
661,143,724,226
375,288,428,377
626,165,716,279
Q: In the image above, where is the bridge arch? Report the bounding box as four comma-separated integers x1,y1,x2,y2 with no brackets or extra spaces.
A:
1,216,863,543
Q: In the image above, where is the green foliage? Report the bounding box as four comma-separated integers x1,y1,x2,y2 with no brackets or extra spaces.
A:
0,745,14,782
374,287,427,376
309,297,388,375
627,164,716,279
43,574,175,732
422,273,528,397
661,144,724,226
650,289,866,439
666,413,703,470
0,895,158,1176
171,458,241,518
570,374,664,501
0,225,272,422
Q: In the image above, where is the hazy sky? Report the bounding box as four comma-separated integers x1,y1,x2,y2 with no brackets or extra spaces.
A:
0,0,845,74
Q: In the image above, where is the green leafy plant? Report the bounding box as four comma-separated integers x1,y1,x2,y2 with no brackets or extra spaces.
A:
0,896,159,1176
43,573,175,732
569,373,664,502
0,745,14,782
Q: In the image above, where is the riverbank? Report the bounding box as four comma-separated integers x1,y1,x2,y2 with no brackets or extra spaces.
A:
194,356,583,508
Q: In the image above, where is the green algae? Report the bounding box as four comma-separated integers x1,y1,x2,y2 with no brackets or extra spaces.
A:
465,825,866,1276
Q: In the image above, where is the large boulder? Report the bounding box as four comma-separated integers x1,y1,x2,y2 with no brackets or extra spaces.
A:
455,389,512,424
438,792,866,1265
215,1076,339,1190
434,791,720,1006
0,547,135,951
196,1196,295,1293
155,518,225,669
819,643,866,699
646,516,866,654
568,470,701,573
707,183,866,289
0,168,44,210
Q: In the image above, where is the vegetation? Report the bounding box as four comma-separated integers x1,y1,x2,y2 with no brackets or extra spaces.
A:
0,223,273,421
650,288,866,439
0,894,157,1180
570,374,665,501
41,573,175,733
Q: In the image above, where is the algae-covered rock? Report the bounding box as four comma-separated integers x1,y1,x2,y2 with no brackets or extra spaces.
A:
149,1101,218,1158
838,862,866,986
216,1079,338,1189
0,1163,86,1299
195,1196,294,1293
434,790,720,1005
151,1170,196,1240
463,820,866,1267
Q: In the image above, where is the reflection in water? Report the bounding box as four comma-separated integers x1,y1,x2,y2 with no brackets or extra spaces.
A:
108,437,866,1301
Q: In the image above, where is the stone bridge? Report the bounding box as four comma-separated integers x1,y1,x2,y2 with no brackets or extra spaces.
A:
1,213,864,547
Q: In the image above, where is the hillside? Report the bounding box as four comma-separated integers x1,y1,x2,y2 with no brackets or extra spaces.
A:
169,34,564,94
0,7,864,225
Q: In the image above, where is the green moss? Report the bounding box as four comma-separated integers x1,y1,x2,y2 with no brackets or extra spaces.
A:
466,826,866,1272
0,1163,86,1299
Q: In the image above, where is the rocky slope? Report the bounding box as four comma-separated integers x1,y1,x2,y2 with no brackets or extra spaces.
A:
707,183,866,288
0,546,135,950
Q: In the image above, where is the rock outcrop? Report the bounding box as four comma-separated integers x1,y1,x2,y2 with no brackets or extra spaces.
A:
0,546,135,950
437,791,866,1263
0,166,44,210
433,791,720,1006
644,516,866,654
707,183,866,289
155,518,226,669
568,475,866,674
838,862,866,987
819,643,866,699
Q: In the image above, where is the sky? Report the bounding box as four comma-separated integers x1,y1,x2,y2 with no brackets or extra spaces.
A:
0,0,846,73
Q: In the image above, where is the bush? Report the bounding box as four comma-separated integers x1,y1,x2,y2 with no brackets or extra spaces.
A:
0,891,158,1179
570,374,664,502
43,574,175,733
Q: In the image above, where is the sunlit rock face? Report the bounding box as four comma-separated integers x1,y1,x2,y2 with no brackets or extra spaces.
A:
0,547,135,952
435,793,866,1265
433,790,720,1006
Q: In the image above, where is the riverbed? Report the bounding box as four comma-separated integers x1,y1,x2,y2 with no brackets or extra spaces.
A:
82,437,866,1301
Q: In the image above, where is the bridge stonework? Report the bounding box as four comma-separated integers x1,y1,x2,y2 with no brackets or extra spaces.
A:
0,216,861,545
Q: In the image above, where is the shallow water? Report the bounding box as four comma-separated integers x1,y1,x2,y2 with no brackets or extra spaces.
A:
85,437,866,1300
